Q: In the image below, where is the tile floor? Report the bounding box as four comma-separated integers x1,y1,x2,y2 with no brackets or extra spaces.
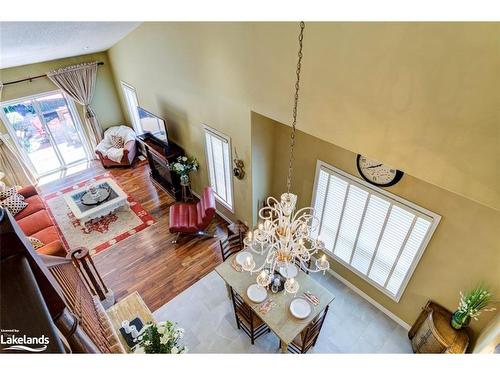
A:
153,271,413,353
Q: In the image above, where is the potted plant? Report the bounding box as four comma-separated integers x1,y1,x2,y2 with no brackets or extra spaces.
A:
134,321,188,354
451,285,496,330
170,156,199,186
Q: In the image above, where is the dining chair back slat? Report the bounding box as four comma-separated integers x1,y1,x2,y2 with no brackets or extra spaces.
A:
230,287,270,345
286,305,330,354
219,231,244,261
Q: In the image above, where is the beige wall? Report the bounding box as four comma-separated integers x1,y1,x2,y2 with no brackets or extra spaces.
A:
108,22,499,223
0,52,125,134
251,112,277,225
257,114,499,337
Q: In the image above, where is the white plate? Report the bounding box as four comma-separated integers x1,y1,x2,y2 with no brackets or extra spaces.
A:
235,251,251,266
247,284,268,303
279,263,298,278
289,298,312,319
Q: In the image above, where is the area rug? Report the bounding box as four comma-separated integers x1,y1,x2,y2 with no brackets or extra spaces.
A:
43,173,156,255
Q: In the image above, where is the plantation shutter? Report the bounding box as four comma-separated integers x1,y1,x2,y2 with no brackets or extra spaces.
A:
204,127,233,210
312,162,440,301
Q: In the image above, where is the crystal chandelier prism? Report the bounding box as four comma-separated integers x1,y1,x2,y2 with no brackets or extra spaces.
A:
242,22,329,293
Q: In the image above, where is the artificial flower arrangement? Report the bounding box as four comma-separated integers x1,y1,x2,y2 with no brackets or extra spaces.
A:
451,285,496,329
134,321,188,354
170,156,199,185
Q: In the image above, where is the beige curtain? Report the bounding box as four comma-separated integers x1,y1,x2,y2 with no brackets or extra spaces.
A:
0,134,36,187
47,62,102,152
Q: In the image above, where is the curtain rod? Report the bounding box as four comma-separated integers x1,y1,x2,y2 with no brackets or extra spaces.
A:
2,61,104,87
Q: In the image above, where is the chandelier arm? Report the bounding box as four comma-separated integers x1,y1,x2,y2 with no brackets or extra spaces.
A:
252,258,270,273
258,205,281,221
292,206,315,220
299,261,324,273
265,196,280,207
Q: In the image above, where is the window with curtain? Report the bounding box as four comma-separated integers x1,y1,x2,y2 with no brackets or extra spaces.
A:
120,82,141,133
204,126,233,211
311,160,440,301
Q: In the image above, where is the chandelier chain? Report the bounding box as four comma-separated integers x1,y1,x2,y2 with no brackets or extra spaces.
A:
244,21,329,289
287,21,305,194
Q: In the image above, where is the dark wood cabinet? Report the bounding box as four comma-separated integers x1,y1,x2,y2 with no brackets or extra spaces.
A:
136,134,184,201
409,300,469,353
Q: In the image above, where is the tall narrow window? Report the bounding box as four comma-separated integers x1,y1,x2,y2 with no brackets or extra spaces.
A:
120,82,141,133
311,160,440,301
204,126,233,211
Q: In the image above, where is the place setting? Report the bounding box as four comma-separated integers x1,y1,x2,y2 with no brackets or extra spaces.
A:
238,254,322,321
246,282,277,316
231,250,253,272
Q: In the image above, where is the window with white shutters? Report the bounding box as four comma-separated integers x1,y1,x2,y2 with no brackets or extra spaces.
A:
312,160,440,301
204,126,233,211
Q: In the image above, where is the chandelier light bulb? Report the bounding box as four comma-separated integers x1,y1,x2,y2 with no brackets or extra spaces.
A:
256,270,272,287
284,277,299,294
242,255,255,272
316,254,330,272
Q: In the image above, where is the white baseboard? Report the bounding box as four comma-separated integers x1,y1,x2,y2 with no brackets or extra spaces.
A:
191,191,234,226
325,267,411,331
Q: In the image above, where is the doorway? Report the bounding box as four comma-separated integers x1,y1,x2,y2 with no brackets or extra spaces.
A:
0,90,91,178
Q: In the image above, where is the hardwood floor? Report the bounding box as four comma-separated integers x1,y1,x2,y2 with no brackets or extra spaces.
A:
38,160,228,312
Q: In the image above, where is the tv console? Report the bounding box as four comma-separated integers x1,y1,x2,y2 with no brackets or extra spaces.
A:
136,133,185,201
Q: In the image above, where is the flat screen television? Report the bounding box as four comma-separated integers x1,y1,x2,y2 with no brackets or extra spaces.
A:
137,107,169,144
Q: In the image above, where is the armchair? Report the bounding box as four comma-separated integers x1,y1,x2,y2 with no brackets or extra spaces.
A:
95,125,137,168
169,187,216,243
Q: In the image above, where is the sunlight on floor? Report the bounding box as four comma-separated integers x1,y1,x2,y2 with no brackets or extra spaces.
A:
37,160,93,186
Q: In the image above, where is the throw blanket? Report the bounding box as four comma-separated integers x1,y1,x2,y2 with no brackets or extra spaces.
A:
95,125,136,163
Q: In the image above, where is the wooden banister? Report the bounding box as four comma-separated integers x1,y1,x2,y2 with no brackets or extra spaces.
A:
70,247,109,301
0,208,116,353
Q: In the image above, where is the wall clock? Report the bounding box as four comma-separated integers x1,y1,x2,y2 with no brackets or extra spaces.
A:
356,154,404,187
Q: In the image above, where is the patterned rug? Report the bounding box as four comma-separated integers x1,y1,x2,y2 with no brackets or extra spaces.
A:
43,173,156,255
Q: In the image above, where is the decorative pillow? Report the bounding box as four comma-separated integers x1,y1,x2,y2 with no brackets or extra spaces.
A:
110,135,125,149
28,236,45,250
0,193,28,216
0,186,17,200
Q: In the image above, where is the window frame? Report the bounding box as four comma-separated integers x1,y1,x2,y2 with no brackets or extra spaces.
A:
120,81,142,134
0,89,91,177
311,160,441,302
203,125,234,212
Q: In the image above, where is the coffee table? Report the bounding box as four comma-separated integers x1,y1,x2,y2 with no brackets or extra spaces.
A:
63,178,129,224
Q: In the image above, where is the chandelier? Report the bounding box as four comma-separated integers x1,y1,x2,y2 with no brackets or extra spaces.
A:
241,22,329,294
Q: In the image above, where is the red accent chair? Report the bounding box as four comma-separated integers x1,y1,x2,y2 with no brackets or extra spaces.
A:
169,187,217,243
96,140,137,168
95,125,137,168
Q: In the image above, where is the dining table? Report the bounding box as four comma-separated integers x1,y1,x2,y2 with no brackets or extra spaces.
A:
215,249,335,353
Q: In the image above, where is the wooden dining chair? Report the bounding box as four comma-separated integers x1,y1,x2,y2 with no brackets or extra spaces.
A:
281,305,330,353
230,287,271,344
294,258,312,274
219,230,244,261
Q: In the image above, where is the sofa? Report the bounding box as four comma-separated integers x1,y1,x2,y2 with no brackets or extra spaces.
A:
95,125,137,168
14,185,67,257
